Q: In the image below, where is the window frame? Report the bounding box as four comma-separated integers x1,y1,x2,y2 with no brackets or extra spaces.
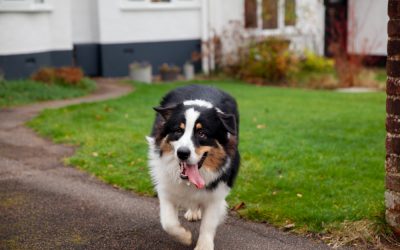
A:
120,0,200,11
0,0,51,12
247,0,297,35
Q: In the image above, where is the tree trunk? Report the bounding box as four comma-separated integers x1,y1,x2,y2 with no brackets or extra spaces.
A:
386,0,400,236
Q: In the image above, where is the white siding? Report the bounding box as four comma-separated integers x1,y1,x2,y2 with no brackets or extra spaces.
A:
96,0,202,44
49,0,72,50
293,0,325,55
348,0,387,56
70,0,99,44
209,0,243,34
0,0,72,55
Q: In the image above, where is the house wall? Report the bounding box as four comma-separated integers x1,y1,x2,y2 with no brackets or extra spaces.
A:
70,0,99,44
293,0,325,55
0,0,333,79
70,0,203,77
97,0,202,44
0,0,73,79
348,0,387,56
208,0,243,35
70,0,101,76
207,0,325,66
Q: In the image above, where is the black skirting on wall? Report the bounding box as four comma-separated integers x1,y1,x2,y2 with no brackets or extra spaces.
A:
0,50,73,80
99,39,202,77
1,39,202,80
73,44,101,77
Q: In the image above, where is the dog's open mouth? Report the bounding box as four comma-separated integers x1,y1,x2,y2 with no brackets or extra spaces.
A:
179,152,208,189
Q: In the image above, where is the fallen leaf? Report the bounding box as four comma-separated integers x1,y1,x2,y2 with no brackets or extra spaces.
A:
256,124,266,129
231,201,246,211
284,223,295,230
92,152,98,157
297,193,303,198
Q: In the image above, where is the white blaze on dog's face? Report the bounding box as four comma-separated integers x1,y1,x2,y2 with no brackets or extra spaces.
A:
153,100,237,189
170,108,201,164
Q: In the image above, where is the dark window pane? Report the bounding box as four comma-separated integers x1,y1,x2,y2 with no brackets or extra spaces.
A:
262,0,278,29
285,0,296,26
245,0,258,28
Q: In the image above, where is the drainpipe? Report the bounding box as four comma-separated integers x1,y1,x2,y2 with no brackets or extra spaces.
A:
201,0,210,75
208,0,216,72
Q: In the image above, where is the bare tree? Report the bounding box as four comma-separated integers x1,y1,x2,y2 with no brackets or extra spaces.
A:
386,0,400,236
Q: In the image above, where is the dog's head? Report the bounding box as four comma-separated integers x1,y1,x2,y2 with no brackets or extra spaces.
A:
152,101,237,189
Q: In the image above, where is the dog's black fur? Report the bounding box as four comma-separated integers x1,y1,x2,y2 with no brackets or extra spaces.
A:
150,84,240,190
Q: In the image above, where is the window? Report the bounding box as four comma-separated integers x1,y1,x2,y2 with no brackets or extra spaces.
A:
262,0,278,29
284,0,296,26
0,0,50,12
245,0,296,31
245,0,257,28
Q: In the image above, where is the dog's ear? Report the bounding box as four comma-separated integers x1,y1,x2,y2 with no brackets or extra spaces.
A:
153,103,180,120
217,112,237,135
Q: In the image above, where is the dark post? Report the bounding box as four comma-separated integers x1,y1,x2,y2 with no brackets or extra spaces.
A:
386,0,400,235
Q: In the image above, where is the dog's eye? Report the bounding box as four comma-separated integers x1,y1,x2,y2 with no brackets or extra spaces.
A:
197,130,207,139
175,128,184,134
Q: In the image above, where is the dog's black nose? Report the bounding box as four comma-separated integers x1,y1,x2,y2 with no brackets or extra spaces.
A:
177,147,190,160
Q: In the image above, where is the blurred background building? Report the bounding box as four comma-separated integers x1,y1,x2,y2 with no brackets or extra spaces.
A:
0,0,387,80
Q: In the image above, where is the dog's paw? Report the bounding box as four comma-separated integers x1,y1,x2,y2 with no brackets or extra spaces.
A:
163,224,192,246
184,208,202,222
194,239,214,250
177,228,192,246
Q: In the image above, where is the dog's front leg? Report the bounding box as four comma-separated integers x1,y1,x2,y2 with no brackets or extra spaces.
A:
159,197,192,246
195,200,227,250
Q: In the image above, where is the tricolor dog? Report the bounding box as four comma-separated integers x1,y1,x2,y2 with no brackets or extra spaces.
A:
147,85,240,250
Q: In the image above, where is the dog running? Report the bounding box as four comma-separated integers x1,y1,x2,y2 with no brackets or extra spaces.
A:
147,84,240,250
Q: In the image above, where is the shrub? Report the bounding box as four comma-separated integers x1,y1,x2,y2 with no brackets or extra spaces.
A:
31,67,56,84
290,51,338,90
300,50,335,73
77,77,97,91
55,67,84,85
236,37,299,84
31,67,84,86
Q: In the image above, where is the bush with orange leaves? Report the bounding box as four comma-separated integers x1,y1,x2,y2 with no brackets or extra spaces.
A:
32,67,84,86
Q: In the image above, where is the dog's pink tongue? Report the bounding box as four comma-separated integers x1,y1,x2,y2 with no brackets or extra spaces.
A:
186,164,205,189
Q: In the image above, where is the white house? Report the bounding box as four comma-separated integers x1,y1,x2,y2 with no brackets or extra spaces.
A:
0,0,387,80
325,0,387,65
347,0,388,56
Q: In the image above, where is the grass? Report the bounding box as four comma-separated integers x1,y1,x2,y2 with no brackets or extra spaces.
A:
374,68,387,85
0,78,96,108
28,80,386,235
291,67,387,90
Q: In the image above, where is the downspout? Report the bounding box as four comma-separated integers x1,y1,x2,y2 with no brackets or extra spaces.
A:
208,0,215,72
201,0,210,75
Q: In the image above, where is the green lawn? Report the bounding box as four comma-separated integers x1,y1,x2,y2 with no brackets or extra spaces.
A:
28,81,386,234
0,79,96,108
